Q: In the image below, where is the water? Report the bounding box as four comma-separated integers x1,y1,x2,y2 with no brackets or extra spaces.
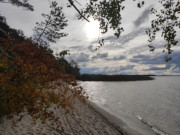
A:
79,76,180,135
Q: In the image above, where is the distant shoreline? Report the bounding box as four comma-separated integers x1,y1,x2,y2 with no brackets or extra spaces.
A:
77,74,154,81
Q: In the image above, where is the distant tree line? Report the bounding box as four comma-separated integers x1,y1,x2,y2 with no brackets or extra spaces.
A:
56,52,80,78
77,74,154,81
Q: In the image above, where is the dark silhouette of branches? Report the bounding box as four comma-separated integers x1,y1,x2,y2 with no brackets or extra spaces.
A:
34,1,68,46
0,0,33,11
146,0,180,61
68,0,89,22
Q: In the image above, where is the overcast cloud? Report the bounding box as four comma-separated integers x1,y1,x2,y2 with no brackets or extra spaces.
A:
134,5,153,27
0,0,180,75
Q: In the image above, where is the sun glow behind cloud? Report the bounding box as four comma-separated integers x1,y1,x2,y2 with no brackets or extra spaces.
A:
84,19,100,39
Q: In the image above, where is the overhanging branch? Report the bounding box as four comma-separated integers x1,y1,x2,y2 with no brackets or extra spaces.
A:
68,0,89,22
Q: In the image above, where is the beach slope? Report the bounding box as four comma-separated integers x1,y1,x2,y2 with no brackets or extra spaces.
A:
0,100,126,135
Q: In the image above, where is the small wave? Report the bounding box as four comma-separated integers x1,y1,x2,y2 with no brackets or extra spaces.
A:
137,115,169,135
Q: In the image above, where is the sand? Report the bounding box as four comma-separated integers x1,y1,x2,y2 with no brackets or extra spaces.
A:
0,99,127,135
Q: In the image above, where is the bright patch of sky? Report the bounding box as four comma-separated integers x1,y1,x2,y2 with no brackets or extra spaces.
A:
0,0,180,75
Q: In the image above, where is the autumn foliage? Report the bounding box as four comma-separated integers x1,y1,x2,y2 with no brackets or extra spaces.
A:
0,36,87,123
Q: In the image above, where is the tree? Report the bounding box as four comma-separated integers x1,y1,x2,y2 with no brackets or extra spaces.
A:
146,0,180,61
0,35,87,124
69,59,80,77
56,51,80,78
33,1,68,46
0,14,26,59
59,50,70,58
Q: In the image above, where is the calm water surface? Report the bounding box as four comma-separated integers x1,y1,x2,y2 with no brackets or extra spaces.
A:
79,76,180,135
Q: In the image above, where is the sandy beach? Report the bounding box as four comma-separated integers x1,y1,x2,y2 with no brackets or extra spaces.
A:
0,99,128,135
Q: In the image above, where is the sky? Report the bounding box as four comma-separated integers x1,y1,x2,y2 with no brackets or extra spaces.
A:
0,0,180,75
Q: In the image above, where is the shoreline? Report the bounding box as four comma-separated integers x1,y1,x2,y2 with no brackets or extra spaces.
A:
0,99,127,135
89,101,158,135
88,101,138,135
89,101,157,135
0,98,157,135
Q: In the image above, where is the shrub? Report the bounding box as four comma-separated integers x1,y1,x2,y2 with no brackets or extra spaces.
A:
0,36,88,124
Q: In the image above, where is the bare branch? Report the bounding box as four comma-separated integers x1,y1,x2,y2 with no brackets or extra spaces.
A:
36,17,51,44
74,0,82,6
0,28,8,36
68,0,89,22
0,46,13,59
0,28,16,59
0,0,33,11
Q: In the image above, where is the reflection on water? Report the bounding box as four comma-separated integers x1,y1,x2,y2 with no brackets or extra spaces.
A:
79,76,180,135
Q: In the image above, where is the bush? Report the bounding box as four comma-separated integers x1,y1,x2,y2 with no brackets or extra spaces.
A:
0,37,87,123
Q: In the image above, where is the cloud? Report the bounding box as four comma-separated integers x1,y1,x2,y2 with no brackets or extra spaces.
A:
87,45,95,52
104,27,146,46
66,52,90,63
113,55,126,60
130,50,180,66
2,0,180,75
130,54,165,65
170,51,180,66
143,64,180,75
81,65,136,75
69,45,83,50
147,65,170,71
132,54,151,59
92,52,108,60
81,63,87,68
76,52,90,63
134,5,153,27
119,65,135,71
80,67,99,74
129,50,180,74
